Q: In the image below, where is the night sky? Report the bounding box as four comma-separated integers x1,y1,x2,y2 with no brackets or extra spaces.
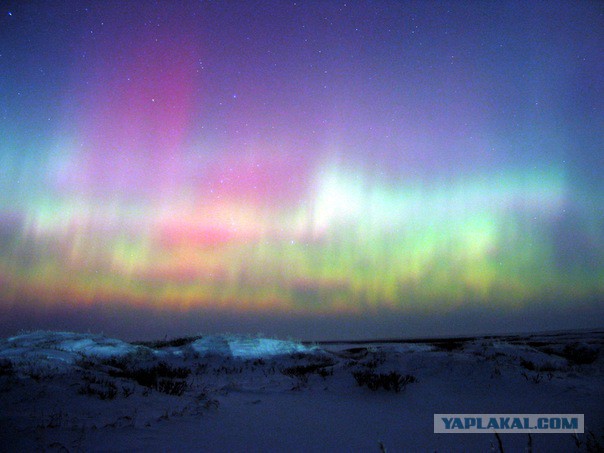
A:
0,1,602,340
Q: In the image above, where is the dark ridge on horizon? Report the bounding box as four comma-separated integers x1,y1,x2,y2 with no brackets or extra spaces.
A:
304,326,604,346
3,326,603,348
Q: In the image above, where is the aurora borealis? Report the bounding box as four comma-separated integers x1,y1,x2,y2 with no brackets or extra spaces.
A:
0,1,602,339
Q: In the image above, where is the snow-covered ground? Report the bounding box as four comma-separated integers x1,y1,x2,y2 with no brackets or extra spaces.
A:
0,329,602,452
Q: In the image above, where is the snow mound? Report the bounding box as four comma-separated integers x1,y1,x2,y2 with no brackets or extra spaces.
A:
190,335,314,358
0,331,138,363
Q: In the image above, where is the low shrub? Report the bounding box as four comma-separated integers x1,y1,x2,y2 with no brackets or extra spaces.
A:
156,378,187,396
561,343,599,365
519,358,563,372
281,362,334,379
520,371,543,384
352,370,416,393
0,359,14,377
519,358,536,371
109,361,190,381
78,376,118,400
122,386,134,398
107,361,191,396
